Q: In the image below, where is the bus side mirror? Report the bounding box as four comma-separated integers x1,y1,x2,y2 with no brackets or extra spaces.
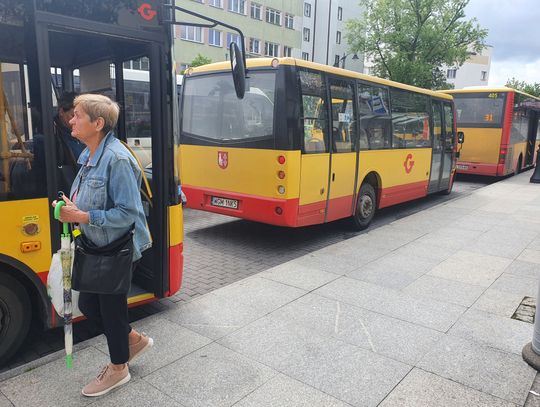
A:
457,131,465,144
230,42,246,99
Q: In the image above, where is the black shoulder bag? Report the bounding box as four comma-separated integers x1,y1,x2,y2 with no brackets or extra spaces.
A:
72,225,135,294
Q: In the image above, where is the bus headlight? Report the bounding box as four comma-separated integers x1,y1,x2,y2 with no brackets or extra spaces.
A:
277,185,286,194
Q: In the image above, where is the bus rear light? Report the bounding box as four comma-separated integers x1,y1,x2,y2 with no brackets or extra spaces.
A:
277,170,285,179
499,148,507,164
275,207,283,215
277,155,286,164
277,185,285,194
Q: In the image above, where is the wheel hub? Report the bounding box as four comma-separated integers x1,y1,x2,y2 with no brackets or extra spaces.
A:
359,195,373,218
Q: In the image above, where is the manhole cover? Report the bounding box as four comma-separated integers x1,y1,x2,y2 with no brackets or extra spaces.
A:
512,296,536,323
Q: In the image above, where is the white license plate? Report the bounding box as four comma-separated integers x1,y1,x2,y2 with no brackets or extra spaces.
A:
211,196,238,209
456,164,469,170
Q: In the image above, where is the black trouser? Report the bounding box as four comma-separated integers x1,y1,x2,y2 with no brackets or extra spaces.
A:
78,292,132,364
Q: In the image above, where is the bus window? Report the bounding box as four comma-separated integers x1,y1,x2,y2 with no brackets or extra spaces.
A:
1,62,44,201
453,93,504,128
182,71,275,142
329,79,356,153
510,93,530,144
390,89,431,148
357,83,391,150
443,102,455,148
299,70,328,153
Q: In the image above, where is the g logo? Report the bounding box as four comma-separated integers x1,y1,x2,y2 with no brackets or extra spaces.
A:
404,154,415,174
138,3,157,21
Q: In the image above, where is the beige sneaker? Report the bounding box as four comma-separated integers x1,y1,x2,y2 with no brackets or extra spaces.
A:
82,364,131,397
128,332,154,363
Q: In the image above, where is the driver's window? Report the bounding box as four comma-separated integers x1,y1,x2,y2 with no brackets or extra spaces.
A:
299,70,328,154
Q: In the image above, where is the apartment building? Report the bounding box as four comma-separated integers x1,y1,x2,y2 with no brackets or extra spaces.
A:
174,0,303,71
301,0,364,73
444,46,493,89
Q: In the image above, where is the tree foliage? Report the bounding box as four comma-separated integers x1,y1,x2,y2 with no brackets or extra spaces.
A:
346,0,488,89
505,78,540,99
189,54,212,68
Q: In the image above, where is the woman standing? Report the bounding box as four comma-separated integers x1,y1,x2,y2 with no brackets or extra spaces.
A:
52,94,153,397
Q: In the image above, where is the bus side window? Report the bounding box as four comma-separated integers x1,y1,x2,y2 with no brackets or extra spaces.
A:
299,70,328,154
390,89,430,149
329,78,356,153
357,83,391,150
443,103,455,149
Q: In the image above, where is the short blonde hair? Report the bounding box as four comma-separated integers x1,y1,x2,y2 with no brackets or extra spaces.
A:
74,94,120,134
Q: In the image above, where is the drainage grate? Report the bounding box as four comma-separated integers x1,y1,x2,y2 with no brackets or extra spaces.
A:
512,296,536,323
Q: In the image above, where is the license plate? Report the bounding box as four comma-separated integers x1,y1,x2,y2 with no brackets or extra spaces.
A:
456,164,469,170
211,196,238,209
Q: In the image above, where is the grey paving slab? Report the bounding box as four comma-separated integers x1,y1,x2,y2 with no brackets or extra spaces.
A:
218,310,411,407
379,368,515,407
313,277,465,332
266,293,443,365
417,335,535,405
427,250,512,287
0,393,12,407
518,248,540,264
445,194,493,210
145,343,276,407
468,227,538,259
163,277,305,340
0,347,109,407
316,244,392,271
392,241,454,264
524,373,540,407
490,273,538,297
449,308,533,355
415,227,484,251
233,374,349,407
257,263,339,291
402,275,486,307
505,260,540,280
346,261,425,290
472,288,528,318
286,252,360,275
87,379,183,407
94,316,212,378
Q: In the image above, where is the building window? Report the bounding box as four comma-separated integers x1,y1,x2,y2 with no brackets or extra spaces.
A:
208,0,222,7
191,0,203,3
179,63,189,72
249,38,260,54
228,0,246,14
227,32,241,47
283,46,292,57
250,2,262,20
481,71,488,81
266,8,281,25
123,57,150,71
446,68,457,79
336,31,341,44
302,52,310,60
337,6,343,20
265,42,279,57
180,26,203,43
304,2,311,17
303,28,310,42
285,14,294,29
208,29,222,47
334,55,341,66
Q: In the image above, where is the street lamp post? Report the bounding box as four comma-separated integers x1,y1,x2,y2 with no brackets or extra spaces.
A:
334,52,359,69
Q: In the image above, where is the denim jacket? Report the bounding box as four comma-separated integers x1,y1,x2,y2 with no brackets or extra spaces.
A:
70,132,152,261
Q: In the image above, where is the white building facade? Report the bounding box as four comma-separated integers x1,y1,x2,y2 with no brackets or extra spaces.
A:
301,0,364,72
444,46,492,89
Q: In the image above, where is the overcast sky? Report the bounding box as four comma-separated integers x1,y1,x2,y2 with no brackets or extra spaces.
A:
465,0,540,86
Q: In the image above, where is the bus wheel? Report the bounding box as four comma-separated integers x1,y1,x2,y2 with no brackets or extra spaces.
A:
0,273,31,366
352,183,376,230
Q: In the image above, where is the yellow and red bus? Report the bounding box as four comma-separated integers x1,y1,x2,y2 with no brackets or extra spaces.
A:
180,58,459,229
443,87,540,176
0,0,188,365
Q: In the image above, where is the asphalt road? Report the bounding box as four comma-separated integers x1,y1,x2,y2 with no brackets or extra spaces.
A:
2,174,497,373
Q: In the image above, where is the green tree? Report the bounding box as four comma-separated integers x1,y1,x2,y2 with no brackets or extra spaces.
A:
189,54,212,68
506,78,540,98
346,0,488,89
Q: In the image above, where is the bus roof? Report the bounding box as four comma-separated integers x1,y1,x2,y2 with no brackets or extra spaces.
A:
443,87,540,101
188,57,453,101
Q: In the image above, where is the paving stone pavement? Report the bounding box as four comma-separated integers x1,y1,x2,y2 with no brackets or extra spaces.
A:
1,171,539,406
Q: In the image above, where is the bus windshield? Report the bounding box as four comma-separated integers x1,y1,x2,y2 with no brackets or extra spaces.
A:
182,71,275,142
453,93,505,128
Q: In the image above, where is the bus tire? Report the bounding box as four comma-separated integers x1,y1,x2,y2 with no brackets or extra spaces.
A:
352,183,376,230
0,273,31,366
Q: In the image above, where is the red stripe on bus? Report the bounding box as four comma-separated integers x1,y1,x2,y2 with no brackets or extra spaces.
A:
326,195,355,223
168,242,184,297
378,180,428,208
456,162,499,176
501,92,514,147
183,185,300,227
297,200,326,226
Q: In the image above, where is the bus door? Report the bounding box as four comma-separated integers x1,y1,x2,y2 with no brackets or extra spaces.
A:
297,70,330,226
441,102,455,190
525,111,538,167
428,100,444,192
326,77,358,222
35,21,169,297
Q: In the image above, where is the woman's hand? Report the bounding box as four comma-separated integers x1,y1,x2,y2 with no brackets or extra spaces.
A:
52,195,90,224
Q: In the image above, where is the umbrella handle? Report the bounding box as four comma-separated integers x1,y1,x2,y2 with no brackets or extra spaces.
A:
54,200,69,236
